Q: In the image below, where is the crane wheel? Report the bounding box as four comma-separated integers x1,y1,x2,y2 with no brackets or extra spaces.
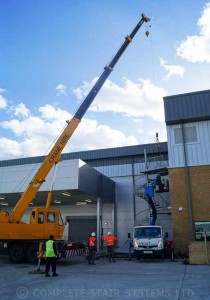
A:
9,244,25,263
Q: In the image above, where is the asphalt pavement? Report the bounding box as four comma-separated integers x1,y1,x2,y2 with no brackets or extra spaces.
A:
0,255,210,300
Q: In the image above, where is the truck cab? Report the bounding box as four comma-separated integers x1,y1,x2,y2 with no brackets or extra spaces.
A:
133,225,165,260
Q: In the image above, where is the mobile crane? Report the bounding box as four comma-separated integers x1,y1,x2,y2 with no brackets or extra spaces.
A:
0,13,150,262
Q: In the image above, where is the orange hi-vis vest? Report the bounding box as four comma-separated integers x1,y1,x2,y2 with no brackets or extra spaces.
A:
88,236,96,248
102,235,117,246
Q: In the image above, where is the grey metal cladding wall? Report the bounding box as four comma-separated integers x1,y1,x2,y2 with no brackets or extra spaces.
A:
164,90,210,125
78,163,115,202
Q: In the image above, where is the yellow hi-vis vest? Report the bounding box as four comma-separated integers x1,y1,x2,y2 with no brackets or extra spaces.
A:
46,240,55,257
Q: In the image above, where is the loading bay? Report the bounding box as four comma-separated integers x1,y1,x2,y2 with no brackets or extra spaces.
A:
0,255,210,300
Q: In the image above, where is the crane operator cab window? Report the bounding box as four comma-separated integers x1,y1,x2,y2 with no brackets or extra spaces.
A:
30,210,38,224
58,213,64,226
31,211,36,220
47,213,56,223
30,210,44,224
38,212,44,224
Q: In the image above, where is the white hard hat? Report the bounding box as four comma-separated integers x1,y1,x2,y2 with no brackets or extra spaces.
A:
91,232,96,236
107,232,111,236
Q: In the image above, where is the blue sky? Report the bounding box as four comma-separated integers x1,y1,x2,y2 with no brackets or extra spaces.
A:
0,0,210,160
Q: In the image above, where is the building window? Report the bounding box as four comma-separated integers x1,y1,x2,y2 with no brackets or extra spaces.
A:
195,222,210,241
174,126,198,144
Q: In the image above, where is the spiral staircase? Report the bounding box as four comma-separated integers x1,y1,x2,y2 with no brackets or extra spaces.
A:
134,154,170,226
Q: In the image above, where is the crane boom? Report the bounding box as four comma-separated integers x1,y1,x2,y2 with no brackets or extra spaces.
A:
9,13,150,223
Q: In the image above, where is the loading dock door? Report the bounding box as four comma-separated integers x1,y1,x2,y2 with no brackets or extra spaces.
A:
67,217,97,244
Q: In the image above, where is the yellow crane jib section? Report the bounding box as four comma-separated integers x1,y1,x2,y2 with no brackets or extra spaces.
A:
45,191,53,210
9,117,81,223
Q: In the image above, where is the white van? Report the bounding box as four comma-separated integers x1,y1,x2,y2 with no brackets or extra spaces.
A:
133,226,165,259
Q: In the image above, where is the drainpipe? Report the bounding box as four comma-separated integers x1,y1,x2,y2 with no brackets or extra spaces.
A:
97,196,102,251
181,123,195,240
144,148,149,184
132,157,136,225
97,175,103,250
144,148,148,171
144,149,149,222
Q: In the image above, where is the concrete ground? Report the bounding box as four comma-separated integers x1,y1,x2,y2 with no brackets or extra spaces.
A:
0,255,210,300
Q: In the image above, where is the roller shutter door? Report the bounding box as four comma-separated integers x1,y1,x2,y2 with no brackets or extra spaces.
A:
67,217,97,243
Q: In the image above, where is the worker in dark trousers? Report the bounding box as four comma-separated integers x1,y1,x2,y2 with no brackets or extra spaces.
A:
45,234,59,277
102,232,117,262
88,232,97,265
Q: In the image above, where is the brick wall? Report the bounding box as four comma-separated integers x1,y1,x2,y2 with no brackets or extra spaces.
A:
169,166,210,255
189,241,210,264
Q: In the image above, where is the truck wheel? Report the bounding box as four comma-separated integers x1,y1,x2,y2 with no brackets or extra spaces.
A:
26,244,39,263
9,244,25,263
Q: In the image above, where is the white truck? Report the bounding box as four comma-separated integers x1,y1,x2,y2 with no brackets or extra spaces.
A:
133,225,166,259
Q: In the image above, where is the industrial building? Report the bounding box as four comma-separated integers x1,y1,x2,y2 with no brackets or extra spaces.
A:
0,142,170,253
0,89,210,256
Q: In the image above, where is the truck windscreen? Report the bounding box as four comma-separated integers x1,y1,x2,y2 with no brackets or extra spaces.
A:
134,227,161,239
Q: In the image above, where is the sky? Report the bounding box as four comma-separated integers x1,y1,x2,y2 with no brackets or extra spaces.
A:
0,0,210,161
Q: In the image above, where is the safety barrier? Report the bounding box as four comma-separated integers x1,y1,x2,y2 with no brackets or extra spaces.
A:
37,247,88,259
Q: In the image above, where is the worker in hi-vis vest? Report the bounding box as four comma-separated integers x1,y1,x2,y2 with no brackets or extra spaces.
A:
45,234,59,277
88,232,97,265
102,232,117,262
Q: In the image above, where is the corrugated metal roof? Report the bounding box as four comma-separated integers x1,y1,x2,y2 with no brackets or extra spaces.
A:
0,142,168,167
164,90,210,125
63,142,168,160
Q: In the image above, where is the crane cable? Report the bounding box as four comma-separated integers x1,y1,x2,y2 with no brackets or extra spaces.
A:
147,22,162,154
145,22,165,175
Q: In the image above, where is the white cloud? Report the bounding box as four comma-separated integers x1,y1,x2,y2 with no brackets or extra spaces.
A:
55,84,67,96
39,104,71,121
176,3,210,63
0,95,7,109
133,118,143,124
0,76,168,160
137,128,144,134
1,119,26,136
0,138,22,158
159,58,185,79
70,118,138,150
0,103,139,160
0,104,69,157
10,102,30,118
0,88,6,93
73,78,167,121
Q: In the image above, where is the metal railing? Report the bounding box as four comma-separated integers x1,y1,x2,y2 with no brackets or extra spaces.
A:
135,208,150,226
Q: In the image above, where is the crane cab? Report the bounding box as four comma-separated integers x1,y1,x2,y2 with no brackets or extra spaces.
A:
30,208,64,240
